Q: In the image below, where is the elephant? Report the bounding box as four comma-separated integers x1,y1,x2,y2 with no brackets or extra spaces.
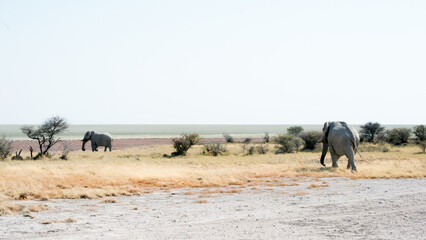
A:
81,131,113,152
318,121,361,172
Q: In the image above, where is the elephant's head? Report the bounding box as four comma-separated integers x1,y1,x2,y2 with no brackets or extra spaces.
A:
318,122,331,166
81,131,92,151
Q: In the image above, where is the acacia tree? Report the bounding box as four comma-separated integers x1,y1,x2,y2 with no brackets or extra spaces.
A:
287,126,304,136
360,122,385,142
21,116,68,158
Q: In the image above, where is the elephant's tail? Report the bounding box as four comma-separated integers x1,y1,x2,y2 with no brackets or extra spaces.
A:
346,125,362,159
353,142,362,158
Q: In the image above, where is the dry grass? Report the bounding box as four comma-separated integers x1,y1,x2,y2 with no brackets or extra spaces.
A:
292,191,307,196
0,143,424,205
0,200,49,216
308,182,329,189
194,200,208,203
101,198,118,203
41,217,77,224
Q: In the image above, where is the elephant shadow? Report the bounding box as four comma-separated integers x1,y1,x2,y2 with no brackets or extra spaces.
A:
296,166,340,173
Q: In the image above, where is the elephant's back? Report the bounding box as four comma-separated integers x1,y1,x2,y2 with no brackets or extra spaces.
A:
329,126,352,142
102,132,113,140
95,132,113,146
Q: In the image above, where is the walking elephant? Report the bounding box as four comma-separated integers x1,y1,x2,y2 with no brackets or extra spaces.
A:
81,131,113,152
318,121,361,172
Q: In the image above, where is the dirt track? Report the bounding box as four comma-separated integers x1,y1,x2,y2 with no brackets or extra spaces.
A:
1,178,425,240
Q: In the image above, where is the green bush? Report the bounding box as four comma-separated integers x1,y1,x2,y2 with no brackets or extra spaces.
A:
172,133,200,156
287,126,304,136
274,134,302,153
202,142,227,156
0,135,12,160
413,125,426,143
243,138,252,144
299,131,322,150
386,128,411,145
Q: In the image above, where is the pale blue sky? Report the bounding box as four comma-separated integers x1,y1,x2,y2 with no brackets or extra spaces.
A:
0,1,425,124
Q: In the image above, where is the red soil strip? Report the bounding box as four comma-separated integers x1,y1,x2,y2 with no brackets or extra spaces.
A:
11,138,264,153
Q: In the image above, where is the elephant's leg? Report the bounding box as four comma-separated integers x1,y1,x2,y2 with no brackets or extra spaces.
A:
91,142,96,152
346,150,357,172
109,145,112,151
330,152,339,168
347,160,351,169
104,146,107,152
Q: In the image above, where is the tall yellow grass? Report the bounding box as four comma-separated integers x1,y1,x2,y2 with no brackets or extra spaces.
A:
0,143,424,205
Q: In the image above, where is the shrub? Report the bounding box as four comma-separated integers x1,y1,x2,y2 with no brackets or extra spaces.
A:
256,144,269,154
263,132,270,143
274,134,302,153
287,126,304,136
360,122,385,143
299,131,322,150
293,137,304,152
419,141,426,153
413,125,426,143
243,144,269,155
172,133,200,156
223,133,234,143
60,143,71,160
202,142,227,156
0,135,12,160
386,128,411,145
243,138,252,144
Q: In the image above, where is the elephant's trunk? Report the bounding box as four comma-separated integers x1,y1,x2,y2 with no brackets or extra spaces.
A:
320,142,328,166
82,140,88,151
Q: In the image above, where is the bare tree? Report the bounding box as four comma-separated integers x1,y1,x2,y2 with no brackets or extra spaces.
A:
360,122,385,142
11,149,23,160
21,116,68,158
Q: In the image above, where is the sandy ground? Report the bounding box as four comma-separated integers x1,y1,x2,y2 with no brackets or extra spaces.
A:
1,178,425,240
11,138,264,153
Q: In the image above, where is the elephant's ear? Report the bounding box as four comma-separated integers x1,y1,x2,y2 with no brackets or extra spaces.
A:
83,131,91,141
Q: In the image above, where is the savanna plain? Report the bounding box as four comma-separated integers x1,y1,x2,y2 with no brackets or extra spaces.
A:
0,142,425,239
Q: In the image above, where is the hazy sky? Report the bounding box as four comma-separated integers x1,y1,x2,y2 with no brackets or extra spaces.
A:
0,1,425,124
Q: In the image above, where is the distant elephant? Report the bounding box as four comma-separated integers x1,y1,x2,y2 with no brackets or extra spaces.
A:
318,121,361,172
81,131,113,152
